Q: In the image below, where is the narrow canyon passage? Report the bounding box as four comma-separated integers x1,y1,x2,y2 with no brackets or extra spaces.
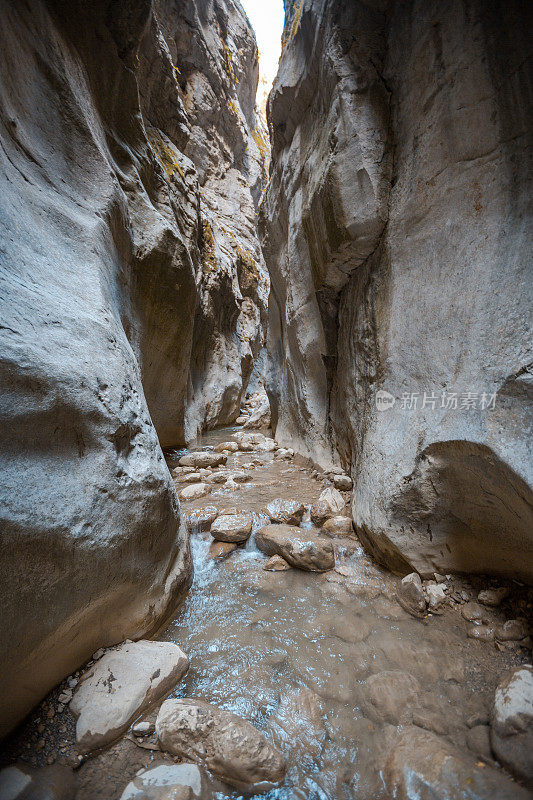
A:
0,0,532,798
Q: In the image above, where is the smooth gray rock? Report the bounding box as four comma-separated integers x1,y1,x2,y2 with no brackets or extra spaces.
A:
0,0,196,738
164,0,269,439
261,0,533,581
255,524,334,572
491,665,533,788
155,698,286,793
70,641,189,754
179,483,212,501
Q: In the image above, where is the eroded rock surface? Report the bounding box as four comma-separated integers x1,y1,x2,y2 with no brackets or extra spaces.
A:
0,0,197,738
119,763,209,800
255,524,335,572
0,0,267,737
210,513,253,543
155,698,286,792
164,0,270,438
261,0,533,580
385,726,531,800
70,641,189,754
491,665,533,789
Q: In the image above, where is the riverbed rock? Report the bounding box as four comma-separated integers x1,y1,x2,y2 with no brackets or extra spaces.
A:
265,499,305,525
275,448,294,460
310,488,346,524
207,472,228,485
397,573,427,617
185,507,219,533
119,763,210,800
321,516,354,537
494,619,529,642
468,625,495,643
155,698,286,792
363,671,420,725
478,587,510,607
209,541,238,560
210,514,253,543
256,437,277,452
179,453,227,469
425,583,447,611
0,763,76,800
491,665,533,788
70,641,189,754
227,471,252,484
461,601,491,624
332,475,353,491
179,484,212,501
261,0,533,582
214,442,239,453
255,524,334,572
180,473,204,484
264,555,292,571
385,726,530,799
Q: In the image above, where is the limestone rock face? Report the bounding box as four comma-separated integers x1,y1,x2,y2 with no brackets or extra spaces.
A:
156,0,270,438
0,0,266,737
261,0,533,580
0,0,196,739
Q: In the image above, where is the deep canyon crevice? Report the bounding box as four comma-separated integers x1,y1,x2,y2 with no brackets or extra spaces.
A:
0,0,532,794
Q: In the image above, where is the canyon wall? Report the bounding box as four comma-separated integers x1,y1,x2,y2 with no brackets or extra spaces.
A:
262,0,533,580
155,0,269,439
0,0,265,736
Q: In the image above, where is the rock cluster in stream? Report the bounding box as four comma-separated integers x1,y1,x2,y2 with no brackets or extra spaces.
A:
0,0,267,737
260,0,533,582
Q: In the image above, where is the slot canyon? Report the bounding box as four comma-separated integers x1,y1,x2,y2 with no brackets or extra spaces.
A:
0,0,531,798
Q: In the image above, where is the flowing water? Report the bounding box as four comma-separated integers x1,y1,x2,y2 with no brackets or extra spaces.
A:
157,427,520,799
2,426,524,799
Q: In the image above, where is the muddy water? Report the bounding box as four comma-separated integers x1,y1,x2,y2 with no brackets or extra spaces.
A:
159,427,521,799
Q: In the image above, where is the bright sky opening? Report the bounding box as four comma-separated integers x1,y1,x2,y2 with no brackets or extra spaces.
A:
240,0,285,115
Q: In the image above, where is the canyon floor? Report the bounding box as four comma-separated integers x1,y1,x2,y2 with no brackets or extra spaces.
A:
1,425,530,799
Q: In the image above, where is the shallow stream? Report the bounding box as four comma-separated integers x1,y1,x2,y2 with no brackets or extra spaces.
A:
156,427,519,799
